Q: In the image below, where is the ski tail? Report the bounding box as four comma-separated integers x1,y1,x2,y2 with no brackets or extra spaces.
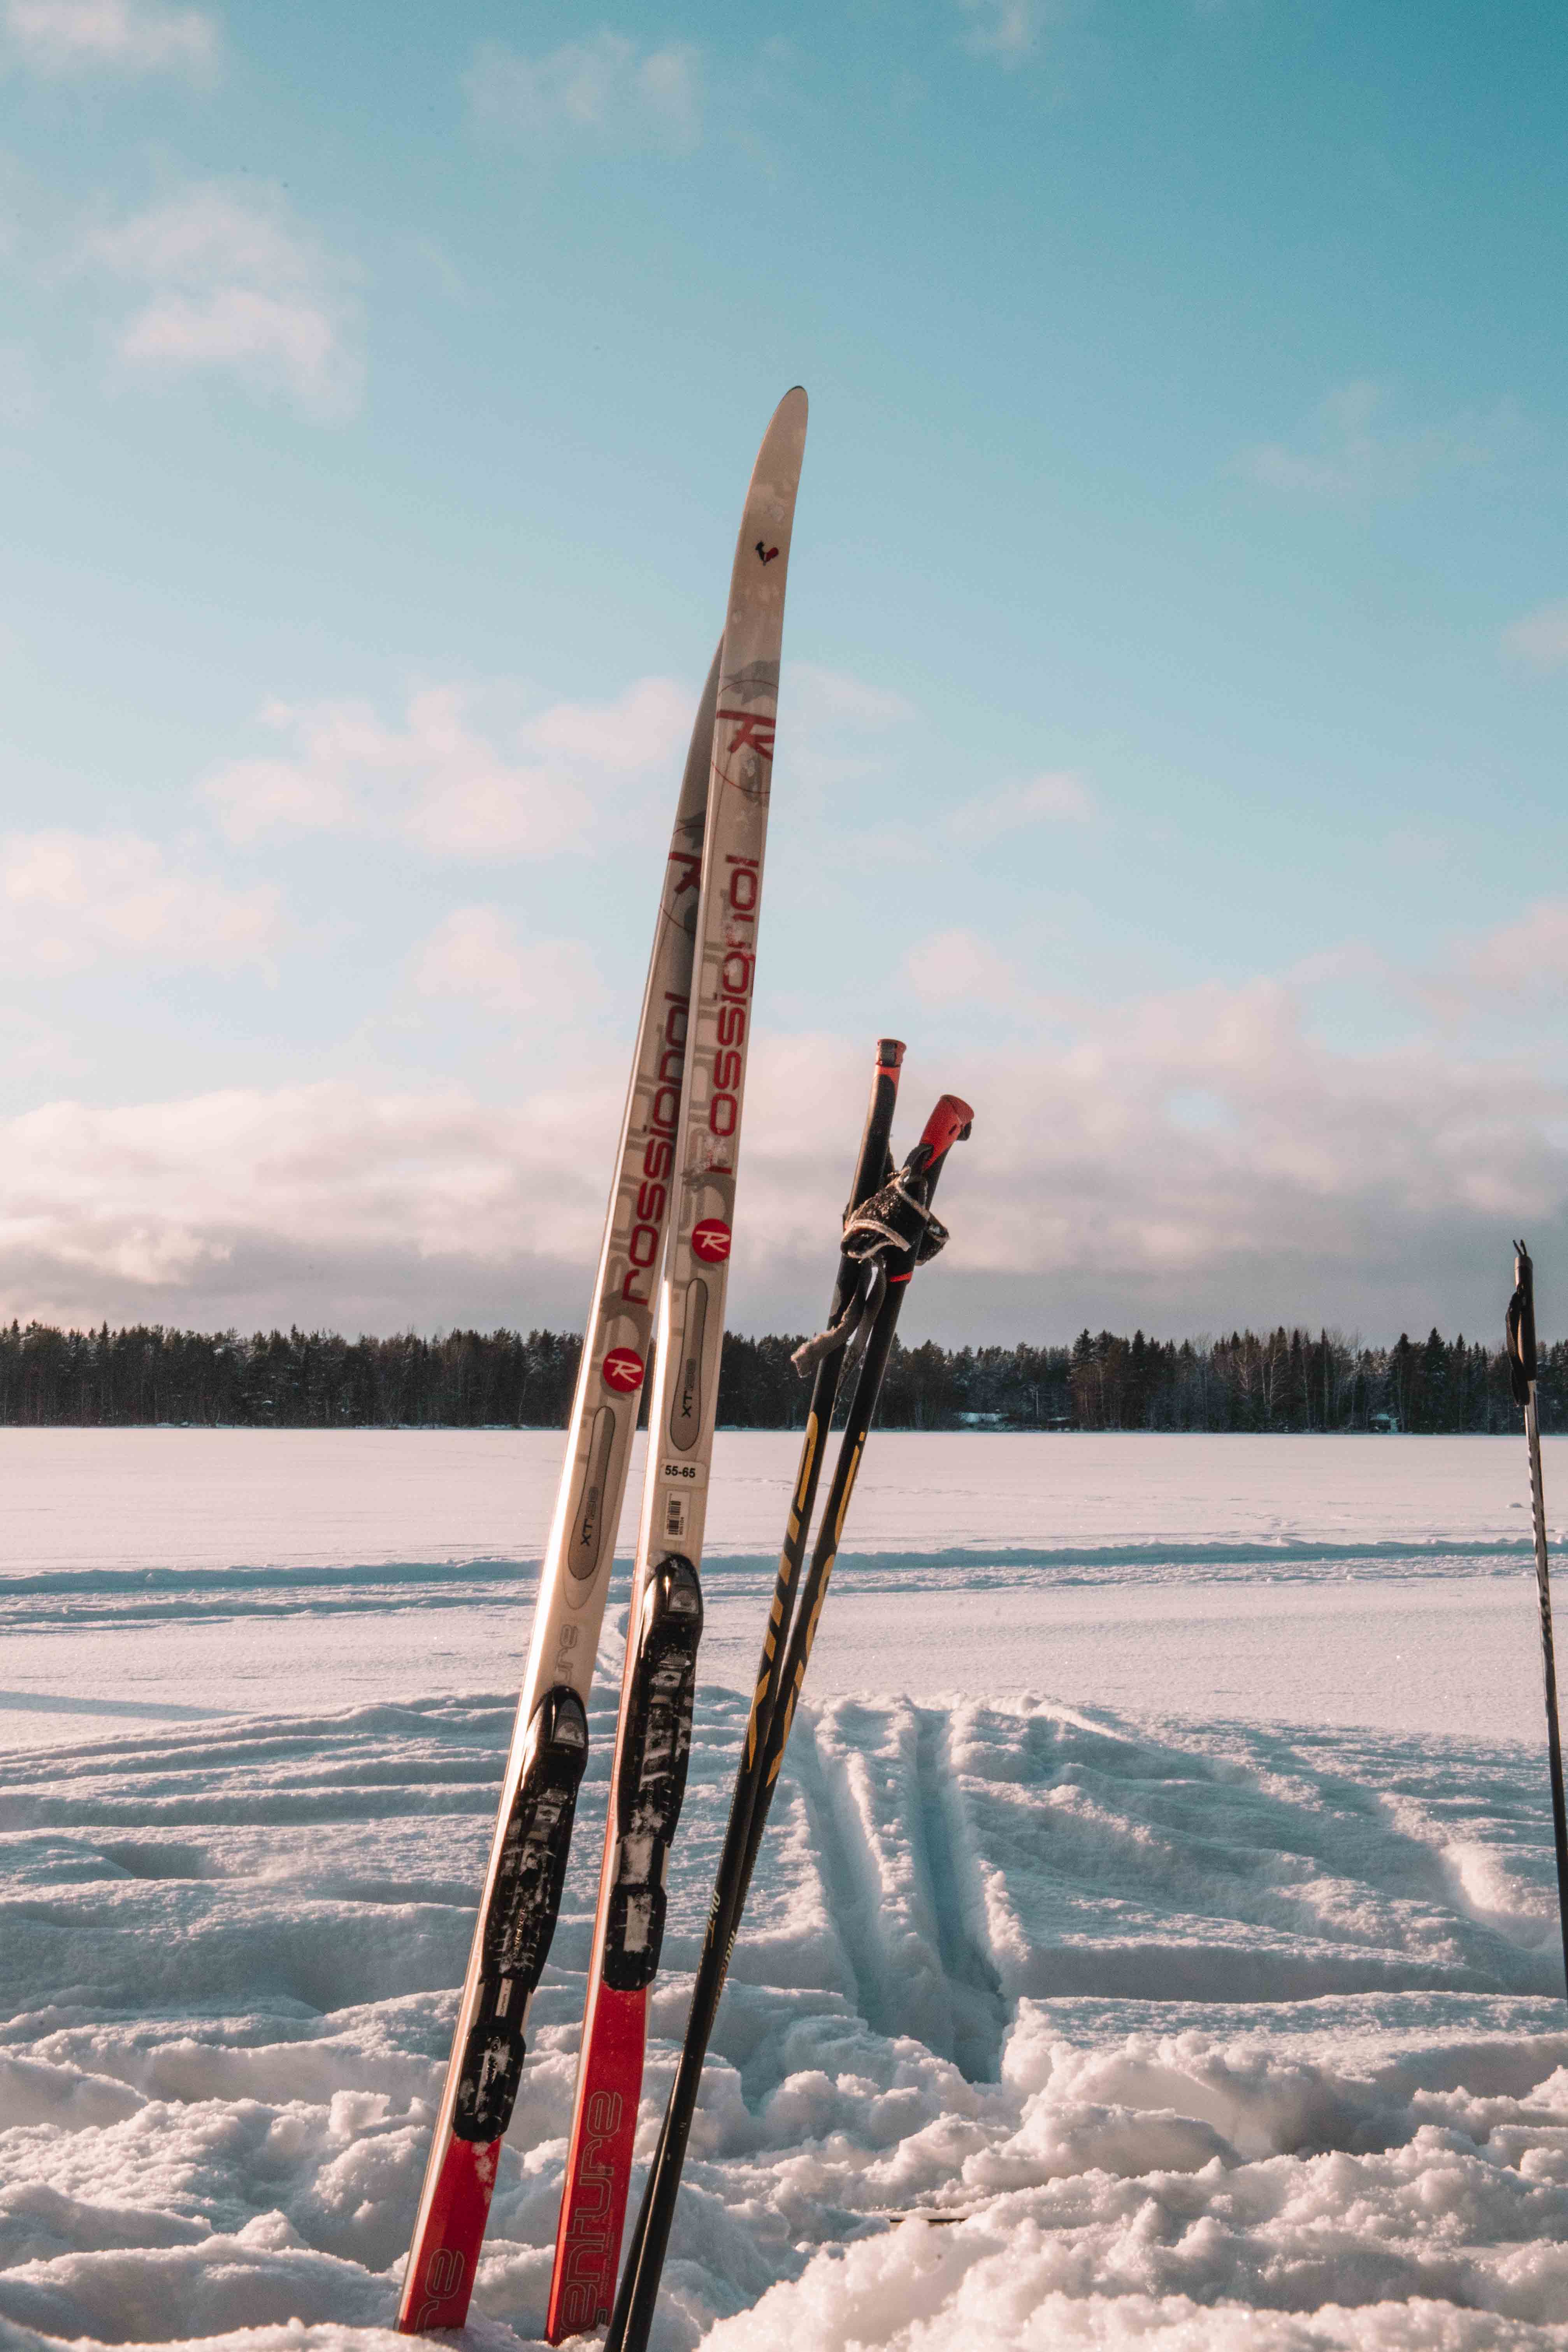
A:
400,1689,588,2329
544,1564,704,2339
604,1091,973,2352
545,388,808,2342
395,642,720,2338
1508,1240,1568,2001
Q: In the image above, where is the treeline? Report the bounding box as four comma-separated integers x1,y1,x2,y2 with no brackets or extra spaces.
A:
0,1319,1555,1433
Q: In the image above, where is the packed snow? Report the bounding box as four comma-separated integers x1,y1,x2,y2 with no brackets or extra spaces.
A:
2,1430,1568,2350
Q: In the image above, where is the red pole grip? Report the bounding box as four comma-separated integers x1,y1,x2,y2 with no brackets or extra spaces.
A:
915,1093,975,1163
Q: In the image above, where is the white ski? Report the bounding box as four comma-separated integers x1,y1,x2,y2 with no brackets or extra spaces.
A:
396,642,720,2335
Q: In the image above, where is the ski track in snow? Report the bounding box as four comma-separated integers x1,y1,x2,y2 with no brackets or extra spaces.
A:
4,1432,1568,2348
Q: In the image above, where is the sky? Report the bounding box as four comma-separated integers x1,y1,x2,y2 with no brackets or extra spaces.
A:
2,0,1567,1349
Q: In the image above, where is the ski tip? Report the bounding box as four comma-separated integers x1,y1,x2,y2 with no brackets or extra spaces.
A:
876,1038,907,1070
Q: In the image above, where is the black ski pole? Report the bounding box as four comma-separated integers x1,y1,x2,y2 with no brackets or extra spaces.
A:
1506,1240,1568,2001
606,1091,973,2352
737,1037,904,1804
725,1093,975,1994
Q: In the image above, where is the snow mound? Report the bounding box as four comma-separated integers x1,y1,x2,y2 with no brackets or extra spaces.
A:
4,1674,1568,2348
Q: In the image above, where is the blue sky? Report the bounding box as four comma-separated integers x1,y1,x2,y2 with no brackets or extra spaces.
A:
2,0,1566,1344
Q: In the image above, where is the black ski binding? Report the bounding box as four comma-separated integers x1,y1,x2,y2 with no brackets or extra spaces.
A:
454,1684,589,2141
602,1554,704,1992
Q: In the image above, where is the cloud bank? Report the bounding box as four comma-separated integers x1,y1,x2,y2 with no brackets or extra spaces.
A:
2,957,1563,1343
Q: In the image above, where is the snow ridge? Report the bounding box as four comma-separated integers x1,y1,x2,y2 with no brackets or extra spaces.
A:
4,1675,1568,2348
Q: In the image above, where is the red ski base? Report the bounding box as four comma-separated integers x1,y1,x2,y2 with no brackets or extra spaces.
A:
546,1983,648,2341
397,2133,501,2334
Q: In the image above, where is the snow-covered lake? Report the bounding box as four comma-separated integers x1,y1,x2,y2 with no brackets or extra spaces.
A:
3,1429,1568,2349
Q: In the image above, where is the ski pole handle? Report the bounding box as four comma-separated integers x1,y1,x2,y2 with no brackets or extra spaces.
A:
1508,1239,1539,1403
911,1091,974,1170
854,1039,906,1199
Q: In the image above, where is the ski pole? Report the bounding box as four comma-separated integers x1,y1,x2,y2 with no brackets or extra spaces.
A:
737,1038,904,1792
606,1091,973,2352
1506,1240,1568,2002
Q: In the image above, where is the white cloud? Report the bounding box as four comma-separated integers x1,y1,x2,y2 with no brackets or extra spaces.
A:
1455,899,1568,999
1502,601,1568,673
901,925,1024,1006
413,908,605,1017
4,0,215,75
957,770,1096,842
0,831,279,975
1237,381,1503,499
202,678,692,859
956,0,1047,63
467,31,701,154
85,183,358,418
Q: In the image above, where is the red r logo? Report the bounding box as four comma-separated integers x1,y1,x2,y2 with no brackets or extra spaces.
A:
692,1219,731,1265
715,708,775,762
602,1348,645,1393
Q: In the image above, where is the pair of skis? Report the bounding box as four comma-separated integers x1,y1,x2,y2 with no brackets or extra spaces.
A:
397,387,808,2337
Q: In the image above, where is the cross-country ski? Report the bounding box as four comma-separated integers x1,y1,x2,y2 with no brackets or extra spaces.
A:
547,384,809,2341
393,644,721,2334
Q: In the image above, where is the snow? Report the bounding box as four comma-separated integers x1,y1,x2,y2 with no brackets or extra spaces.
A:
3,1430,1568,2349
